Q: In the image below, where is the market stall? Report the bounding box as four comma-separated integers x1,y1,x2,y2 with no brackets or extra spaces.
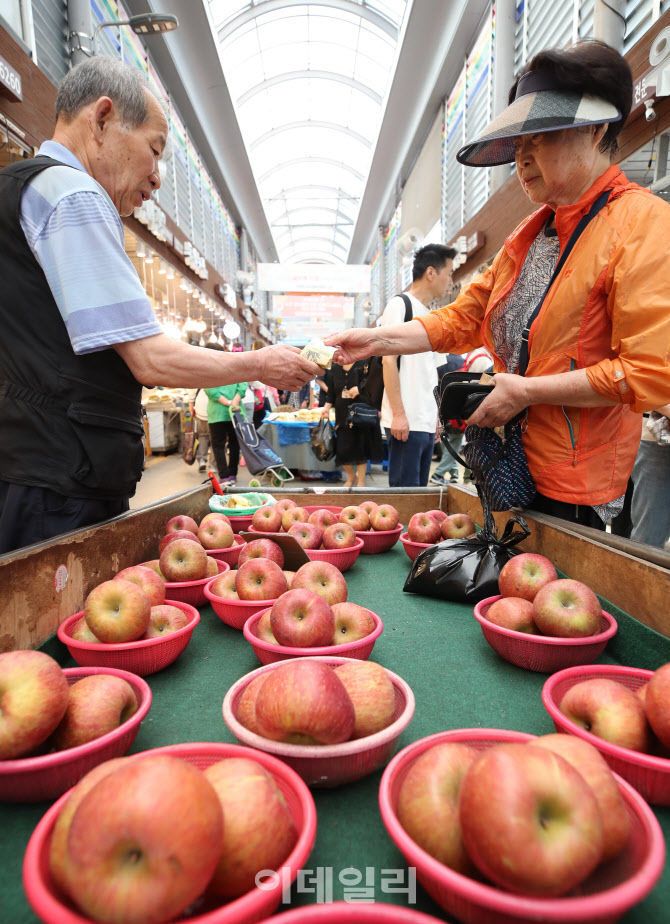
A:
258,418,341,474
0,486,669,923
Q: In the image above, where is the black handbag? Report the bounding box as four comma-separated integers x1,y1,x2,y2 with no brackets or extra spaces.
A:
346,402,380,429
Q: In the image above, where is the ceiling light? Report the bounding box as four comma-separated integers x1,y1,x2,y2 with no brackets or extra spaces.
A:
199,335,206,346
209,331,218,343
166,267,175,280
158,261,167,275
136,245,146,258
144,250,154,265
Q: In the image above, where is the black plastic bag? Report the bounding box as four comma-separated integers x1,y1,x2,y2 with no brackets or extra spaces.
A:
403,491,530,603
310,418,336,462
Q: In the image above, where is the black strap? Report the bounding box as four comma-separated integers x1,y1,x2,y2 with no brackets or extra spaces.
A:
517,189,611,377
397,293,413,371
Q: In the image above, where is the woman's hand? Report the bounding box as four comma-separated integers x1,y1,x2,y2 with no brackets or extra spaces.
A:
347,386,360,399
466,374,530,428
324,328,380,365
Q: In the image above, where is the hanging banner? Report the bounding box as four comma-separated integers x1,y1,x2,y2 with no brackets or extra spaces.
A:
272,294,354,320
257,264,371,294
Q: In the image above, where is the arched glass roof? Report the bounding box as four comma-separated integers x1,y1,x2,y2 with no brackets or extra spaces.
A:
205,0,411,263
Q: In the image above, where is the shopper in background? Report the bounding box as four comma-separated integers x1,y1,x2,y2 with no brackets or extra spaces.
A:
280,382,311,409
0,56,319,553
321,361,383,487
205,379,248,487
327,42,670,529
316,369,331,407
630,406,670,550
381,244,456,487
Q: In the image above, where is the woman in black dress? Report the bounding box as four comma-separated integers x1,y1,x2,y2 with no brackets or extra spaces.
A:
321,361,383,487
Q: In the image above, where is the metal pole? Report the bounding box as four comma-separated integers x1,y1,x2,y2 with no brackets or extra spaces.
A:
593,0,626,53
67,0,94,66
490,0,516,194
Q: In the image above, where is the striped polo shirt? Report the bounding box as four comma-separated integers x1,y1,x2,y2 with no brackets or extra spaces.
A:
18,140,162,355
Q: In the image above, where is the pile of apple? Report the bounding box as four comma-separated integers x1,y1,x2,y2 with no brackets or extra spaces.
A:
141,513,236,584
0,650,138,759
251,499,401,550
484,552,605,638
406,509,476,543
237,658,396,744
559,661,670,758
71,562,192,645
397,732,632,897
48,751,298,923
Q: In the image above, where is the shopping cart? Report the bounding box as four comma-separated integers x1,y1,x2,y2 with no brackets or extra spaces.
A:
231,412,294,489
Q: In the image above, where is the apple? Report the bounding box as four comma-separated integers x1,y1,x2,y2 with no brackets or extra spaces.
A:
84,579,151,643
644,662,670,749
292,560,348,605
0,650,70,759
205,557,220,577
61,755,223,924
114,565,166,607
407,513,441,544
340,506,370,531
165,514,199,536
426,509,447,525
143,605,190,638
287,521,323,549
209,570,239,600
533,734,631,862
283,570,295,589
333,661,396,738
235,559,287,601
51,674,138,751
139,560,166,580
322,522,357,549
498,552,558,602
257,609,278,645
238,537,285,569
197,519,234,550
359,501,379,518
270,589,335,647
236,674,269,732
273,498,297,516
396,742,479,873
308,509,338,530
459,743,603,896
49,757,131,893
254,660,355,745
158,529,201,557
533,579,602,638
159,538,208,582
370,504,400,531
251,505,283,532
559,678,650,752
282,507,309,531
440,514,476,539
200,512,231,529
204,757,298,898
331,602,376,645
71,616,102,644
485,597,538,634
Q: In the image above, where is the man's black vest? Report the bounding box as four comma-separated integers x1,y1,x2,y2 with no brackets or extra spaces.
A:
0,157,145,499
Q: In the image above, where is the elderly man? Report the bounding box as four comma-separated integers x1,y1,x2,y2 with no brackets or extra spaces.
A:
0,56,319,553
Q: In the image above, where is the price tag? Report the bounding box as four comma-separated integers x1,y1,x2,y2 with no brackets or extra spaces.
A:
54,565,68,593
0,55,22,102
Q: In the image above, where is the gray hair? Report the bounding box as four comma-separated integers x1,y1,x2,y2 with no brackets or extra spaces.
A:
56,56,164,128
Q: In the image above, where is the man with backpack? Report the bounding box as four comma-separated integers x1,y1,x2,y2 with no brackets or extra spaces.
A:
380,244,457,487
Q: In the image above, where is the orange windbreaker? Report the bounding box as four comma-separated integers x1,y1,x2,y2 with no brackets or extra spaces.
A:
418,166,670,506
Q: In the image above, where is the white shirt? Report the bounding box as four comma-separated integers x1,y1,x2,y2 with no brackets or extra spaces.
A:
380,293,441,433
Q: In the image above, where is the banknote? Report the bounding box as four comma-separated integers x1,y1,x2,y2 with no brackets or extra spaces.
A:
300,341,336,369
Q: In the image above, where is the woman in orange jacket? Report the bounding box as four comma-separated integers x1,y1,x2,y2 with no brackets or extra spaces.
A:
327,41,670,529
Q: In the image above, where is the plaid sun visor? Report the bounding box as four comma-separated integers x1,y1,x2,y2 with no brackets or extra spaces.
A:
457,69,621,168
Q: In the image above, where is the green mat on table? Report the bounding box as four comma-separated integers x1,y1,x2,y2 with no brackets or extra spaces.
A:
2,543,669,922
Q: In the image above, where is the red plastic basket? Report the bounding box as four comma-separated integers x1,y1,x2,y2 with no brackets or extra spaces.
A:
399,532,432,562
355,525,404,554
163,558,229,606
379,728,665,924
243,608,383,664
57,600,200,675
223,657,415,788
23,742,317,924
264,903,447,922
206,535,246,568
473,596,618,673
228,514,254,534
0,667,151,803
204,578,280,631
305,537,364,572
542,665,670,806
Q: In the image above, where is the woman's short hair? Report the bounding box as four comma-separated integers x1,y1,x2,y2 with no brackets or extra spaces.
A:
56,56,162,128
508,41,633,155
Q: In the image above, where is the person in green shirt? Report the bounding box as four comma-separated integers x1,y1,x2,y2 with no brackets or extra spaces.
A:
205,382,248,485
